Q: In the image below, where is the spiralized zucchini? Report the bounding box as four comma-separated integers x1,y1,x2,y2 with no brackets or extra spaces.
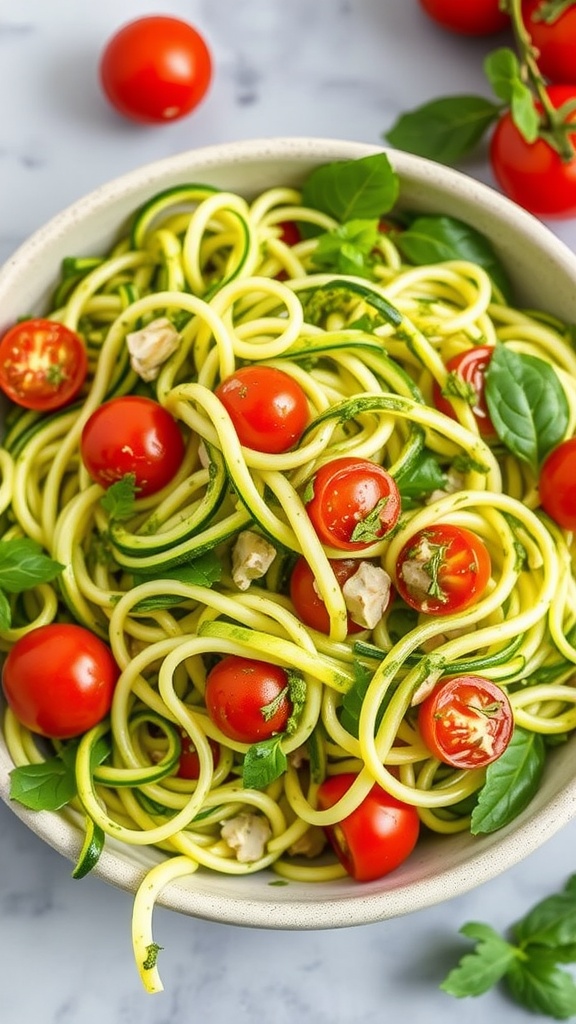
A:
2,173,576,993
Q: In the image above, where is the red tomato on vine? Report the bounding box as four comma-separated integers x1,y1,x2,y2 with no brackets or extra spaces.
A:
522,0,576,85
418,0,509,35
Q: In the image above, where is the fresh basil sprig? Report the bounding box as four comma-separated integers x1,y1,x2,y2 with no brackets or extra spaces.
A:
0,537,63,629
441,874,576,1019
485,343,570,473
301,152,399,222
242,672,307,789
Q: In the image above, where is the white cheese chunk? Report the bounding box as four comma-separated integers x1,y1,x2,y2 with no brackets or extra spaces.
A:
126,317,180,382
342,561,392,630
220,813,272,863
231,530,277,591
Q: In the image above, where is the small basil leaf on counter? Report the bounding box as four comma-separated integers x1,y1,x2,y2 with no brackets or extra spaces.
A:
394,215,512,301
440,922,518,997
485,344,569,472
505,955,576,1019
470,727,546,835
384,95,501,164
301,153,399,224
512,883,576,952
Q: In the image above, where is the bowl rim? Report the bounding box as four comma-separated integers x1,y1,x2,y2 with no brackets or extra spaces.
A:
2,136,576,929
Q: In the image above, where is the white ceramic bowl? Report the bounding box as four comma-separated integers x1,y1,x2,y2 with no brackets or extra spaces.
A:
1,137,576,929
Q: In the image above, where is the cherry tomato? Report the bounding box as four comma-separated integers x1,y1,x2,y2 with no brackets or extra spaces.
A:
539,436,576,530
99,16,212,124
305,457,401,551
316,773,420,882
2,623,119,739
395,523,491,615
0,318,88,411
177,733,221,780
80,395,185,497
215,365,309,454
204,655,292,744
489,85,576,218
289,556,367,635
418,0,509,35
432,346,496,437
522,0,576,85
418,674,514,768
278,221,301,246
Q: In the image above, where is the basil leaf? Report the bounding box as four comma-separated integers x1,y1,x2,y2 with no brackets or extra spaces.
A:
513,889,576,951
395,450,447,499
242,736,287,790
440,922,518,997
395,215,512,301
484,49,540,143
301,153,399,223
470,727,546,835
385,95,501,164
311,219,380,278
100,473,137,520
0,538,63,593
9,749,77,811
505,956,576,1020
485,344,570,471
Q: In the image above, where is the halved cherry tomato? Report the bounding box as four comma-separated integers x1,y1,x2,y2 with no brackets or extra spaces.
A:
289,556,366,635
0,318,88,411
432,345,496,437
2,623,119,739
489,85,576,218
522,0,576,85
305,457,401,551
215,365,310,454
99,16,212,123
316,772,420,882
204,655,292,744
418,0,509,35
395,523,491,615
539,436,576,530
418,674,514,768
178,733,221,780
80,395,185,497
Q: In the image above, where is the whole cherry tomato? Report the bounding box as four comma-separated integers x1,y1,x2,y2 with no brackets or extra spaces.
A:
215,365,310,454
522,0,576,85
305,457,401,551
289,556,367,635
204,655,292,744
539,436,576,530
432,345,496,437
316,773,420,882
489,85,576,217
418,674,514,768
0,318,87,411
99,16,212,124
418,0,509,35
395,523,491,615
2,623,119,739
80,395,185,497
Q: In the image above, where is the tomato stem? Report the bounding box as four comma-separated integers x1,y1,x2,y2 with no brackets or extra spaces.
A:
504,0,576,161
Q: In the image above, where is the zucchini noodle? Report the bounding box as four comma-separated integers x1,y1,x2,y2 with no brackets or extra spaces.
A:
2,170,576,993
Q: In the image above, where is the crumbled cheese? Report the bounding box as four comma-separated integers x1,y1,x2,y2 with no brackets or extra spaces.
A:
342,562,392,630
288,745,310,770
399,538,437,597
220,813,272,863
231,530,277,591
126,317,180,381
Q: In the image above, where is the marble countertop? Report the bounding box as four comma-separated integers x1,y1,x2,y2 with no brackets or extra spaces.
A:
2,2,576,1022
